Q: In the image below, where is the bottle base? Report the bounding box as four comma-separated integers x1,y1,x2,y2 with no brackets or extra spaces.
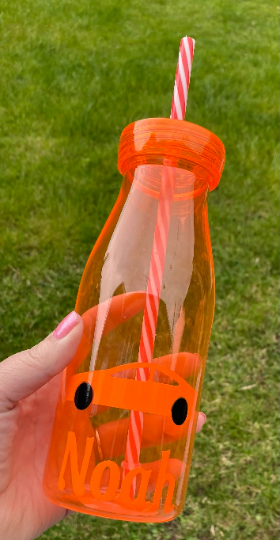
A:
44,490,178,523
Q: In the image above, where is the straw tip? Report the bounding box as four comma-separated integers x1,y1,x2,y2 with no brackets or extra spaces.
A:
180,36,195,48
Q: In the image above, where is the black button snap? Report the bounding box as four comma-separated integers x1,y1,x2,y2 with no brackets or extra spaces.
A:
171,397,188,425
74,382,93,410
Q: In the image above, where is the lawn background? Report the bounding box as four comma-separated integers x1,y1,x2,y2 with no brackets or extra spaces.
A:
0,0,278,539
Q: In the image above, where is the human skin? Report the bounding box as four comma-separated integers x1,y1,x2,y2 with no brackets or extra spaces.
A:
0,312,206,540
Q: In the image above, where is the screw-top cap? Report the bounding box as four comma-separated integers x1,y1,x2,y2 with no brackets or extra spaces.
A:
118,118,225,191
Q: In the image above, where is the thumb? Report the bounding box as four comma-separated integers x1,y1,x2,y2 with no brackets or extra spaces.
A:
0,311,83,412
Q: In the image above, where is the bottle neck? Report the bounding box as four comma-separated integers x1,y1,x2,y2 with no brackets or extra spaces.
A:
126,163,208,202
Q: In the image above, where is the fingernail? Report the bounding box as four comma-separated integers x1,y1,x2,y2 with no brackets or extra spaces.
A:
200,412,207,425
196,412,207,432
53,311,79,339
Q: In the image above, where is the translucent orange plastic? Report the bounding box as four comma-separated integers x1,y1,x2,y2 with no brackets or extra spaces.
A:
43,118,225,523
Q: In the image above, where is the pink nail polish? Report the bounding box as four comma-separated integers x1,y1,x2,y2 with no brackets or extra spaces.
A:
200,412,207,424
53,311,79,339
196,412,207,433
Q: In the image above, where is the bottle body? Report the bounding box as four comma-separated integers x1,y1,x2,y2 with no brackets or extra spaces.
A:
43,119,225,522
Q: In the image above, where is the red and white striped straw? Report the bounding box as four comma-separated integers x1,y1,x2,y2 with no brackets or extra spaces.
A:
123,36,195,491
171,36,195,120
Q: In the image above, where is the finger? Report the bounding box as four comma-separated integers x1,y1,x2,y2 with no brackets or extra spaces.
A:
92,352,201,384
95,410,206,461
80,457,184,499
68,352,201,417
0,311,83,413
66,292,147,380
141,458,184,492
196,412,207,432
151,352,201,381
0,311,84,493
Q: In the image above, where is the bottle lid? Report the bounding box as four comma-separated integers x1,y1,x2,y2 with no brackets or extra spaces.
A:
118,118,225,192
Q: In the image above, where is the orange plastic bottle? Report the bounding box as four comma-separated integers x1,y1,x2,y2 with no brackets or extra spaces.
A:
43,118,225,522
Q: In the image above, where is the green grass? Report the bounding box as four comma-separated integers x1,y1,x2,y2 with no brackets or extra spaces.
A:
0,0,278,538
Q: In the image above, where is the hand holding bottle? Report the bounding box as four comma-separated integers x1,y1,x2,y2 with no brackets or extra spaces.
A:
0,310,206,540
